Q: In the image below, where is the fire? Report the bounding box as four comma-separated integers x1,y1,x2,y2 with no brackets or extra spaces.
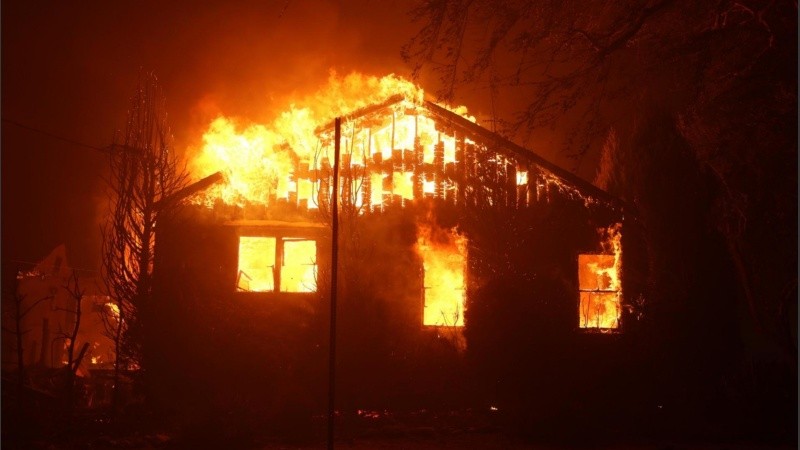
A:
578,223,622,330
190,73,426,207
280,239,317,293
237,237,276,292
188,72,475,211
192,119,296,207
237,236,317,293
106,302,120,320
417,224,467,327
516,170,528,186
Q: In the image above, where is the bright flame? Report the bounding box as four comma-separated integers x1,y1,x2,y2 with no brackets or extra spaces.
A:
237,236,317,293
106,303,120,320
193,118,296,207
392,171,415,200
578,223,622,330
516,170,528,186
188,72,474,210
238,237,276,292
417,224,467,327
280,239,317,293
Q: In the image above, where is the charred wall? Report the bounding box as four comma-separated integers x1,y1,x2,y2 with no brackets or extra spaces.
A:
151,206,328,428
459,194,641,426
151,188,638,429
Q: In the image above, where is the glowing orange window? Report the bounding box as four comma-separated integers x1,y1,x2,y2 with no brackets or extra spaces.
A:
280,239,317,293
578,254,621,330
237,236,317,293
418,227,467,327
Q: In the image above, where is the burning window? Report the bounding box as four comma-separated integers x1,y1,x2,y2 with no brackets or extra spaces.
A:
280,239,317,292
237,236,317,293
578,254,621,330
417,225,467,327
578,223,622,331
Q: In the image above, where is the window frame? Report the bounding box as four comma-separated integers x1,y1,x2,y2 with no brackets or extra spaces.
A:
230,221,326,296
577,253,622,333
418,235,468,329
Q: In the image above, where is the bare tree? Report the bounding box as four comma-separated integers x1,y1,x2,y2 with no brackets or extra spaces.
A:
407,1,790,151
101,72,189,410
404,0,796,346
56,269,92,412
405,3,797,435
60,270,84,375
1,268,53,415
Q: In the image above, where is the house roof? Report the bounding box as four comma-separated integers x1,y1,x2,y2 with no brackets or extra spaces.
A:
320,94,626,212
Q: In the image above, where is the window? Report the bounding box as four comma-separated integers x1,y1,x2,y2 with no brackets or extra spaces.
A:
578,254,621,330
418,227,467,327
280,239,317,292
237,237,276,292
237,236,317,293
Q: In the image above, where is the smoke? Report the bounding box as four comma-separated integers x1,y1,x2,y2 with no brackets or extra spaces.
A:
171,1,419,155
3,0,420,273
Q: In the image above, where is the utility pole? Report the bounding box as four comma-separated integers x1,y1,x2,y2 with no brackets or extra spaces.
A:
327,117,341,450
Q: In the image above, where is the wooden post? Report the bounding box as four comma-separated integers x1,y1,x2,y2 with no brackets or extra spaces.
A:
434,141,444,199
456,136,465,207
464,143,475,207
327,118,341,450
506,159,517,208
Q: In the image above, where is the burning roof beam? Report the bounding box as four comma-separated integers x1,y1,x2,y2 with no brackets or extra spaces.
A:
421,100,627,211
190,86,630,217
154,171,225,211
315,94,406,134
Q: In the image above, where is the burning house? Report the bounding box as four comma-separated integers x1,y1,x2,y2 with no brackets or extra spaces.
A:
151,75,642,416
2,245,119,408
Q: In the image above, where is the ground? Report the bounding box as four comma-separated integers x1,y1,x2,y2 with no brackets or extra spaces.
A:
5,408,795,450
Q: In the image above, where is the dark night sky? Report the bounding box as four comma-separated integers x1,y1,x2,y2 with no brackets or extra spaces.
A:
1,0,419,273
1,0,573,276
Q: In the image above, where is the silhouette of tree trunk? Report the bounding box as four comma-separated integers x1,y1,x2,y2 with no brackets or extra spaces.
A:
2,269,53,419
407,2,796,436
101,72,189,411
405,0,796,350
57,269,87,415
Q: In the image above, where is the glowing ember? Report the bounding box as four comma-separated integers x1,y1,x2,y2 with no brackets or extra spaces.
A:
106,302,120,320
578,223,622,330
516,170,528,186
417,224,467,327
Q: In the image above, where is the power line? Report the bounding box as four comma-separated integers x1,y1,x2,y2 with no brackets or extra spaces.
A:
3,259,100,275
2,117,110,153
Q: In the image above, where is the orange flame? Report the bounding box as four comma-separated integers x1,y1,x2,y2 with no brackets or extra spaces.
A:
237,236,317,293
188,72,475,210
578,223,622,330
417,224,467,327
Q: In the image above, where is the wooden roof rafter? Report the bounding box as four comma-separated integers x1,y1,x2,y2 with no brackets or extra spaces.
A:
316,95,627,212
